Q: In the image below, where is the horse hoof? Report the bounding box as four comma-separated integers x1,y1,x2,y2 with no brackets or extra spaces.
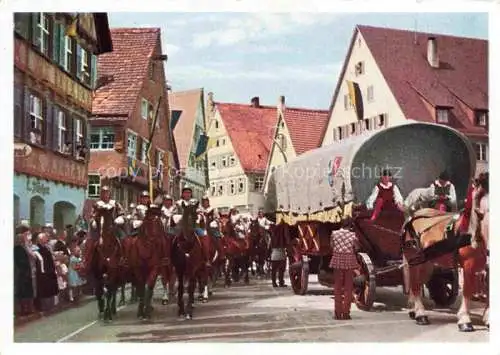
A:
185,314,192,320
415,316,430,326
458,323,475,332
161,299,168,305
408,311,416,320
202,298,208,303
98,312,104,320
198,295,204,301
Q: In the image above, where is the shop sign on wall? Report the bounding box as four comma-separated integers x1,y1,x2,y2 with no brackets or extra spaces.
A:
26,178,50,196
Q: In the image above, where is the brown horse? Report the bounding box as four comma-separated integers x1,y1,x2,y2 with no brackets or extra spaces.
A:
196,215,223,303
220,217,252,286
83,208,123,322
248,219,270,277
171,201,207,319
124,206,169,320
402,182,488,331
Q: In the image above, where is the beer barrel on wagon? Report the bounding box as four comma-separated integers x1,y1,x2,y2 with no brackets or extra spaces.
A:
269,122,476,303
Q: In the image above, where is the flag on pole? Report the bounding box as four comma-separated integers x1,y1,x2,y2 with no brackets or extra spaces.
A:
194,133,209,160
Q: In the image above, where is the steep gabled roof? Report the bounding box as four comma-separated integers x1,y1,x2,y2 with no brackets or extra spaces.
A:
92,28,160,116
359,25,487,132
169,89,204,170
284,108,330,155
322,25,488,142
216,102,277,173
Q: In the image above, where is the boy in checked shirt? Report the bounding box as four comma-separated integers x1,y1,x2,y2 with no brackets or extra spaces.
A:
329,217,360,320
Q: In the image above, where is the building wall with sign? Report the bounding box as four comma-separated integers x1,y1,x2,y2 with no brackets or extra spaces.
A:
321,31,405,147
13,12,112,228
14,174,85,230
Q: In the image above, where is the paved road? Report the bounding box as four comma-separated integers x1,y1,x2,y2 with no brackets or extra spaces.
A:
14,275,488,343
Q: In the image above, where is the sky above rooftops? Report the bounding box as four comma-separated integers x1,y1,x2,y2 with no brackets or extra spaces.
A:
108,12,488,109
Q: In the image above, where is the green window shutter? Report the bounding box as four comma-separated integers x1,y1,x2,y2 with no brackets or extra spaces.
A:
90,54,98,89
52,22,61,63
76,43,82,80
31,13,40,49
58,27,66,67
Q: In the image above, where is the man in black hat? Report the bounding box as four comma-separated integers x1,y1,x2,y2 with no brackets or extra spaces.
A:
429,170,457,212
366,169,404,221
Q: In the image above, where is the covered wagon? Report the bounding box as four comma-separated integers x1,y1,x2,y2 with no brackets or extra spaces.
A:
268,122,476,310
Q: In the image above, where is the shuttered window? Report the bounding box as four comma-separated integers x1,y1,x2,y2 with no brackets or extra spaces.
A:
14,84,23,138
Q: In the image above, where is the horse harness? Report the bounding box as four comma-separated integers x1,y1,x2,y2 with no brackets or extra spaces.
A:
401,212,463,266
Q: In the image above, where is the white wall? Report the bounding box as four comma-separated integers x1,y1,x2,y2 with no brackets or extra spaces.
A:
322,31,406,147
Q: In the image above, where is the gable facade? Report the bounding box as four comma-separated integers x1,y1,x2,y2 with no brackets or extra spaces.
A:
321,29,405,147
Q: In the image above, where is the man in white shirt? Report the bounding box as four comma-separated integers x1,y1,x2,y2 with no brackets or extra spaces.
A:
366,169,404,222
429,171,457,212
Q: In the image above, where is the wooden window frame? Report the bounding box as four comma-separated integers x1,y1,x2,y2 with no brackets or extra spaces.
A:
28,92,45,145
127,131,138,158
90,127,115,150
88,174,101,198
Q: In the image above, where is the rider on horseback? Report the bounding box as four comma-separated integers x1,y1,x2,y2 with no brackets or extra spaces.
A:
429,171,457,212
256,209,273,245
130,191,151,235
89,186,126,240
161,194,176,236
198,195,221,237
366,169,404,222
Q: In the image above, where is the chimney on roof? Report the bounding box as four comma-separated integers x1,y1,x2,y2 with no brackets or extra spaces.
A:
278,95,285,114
427,36,439,68
251,96,260,108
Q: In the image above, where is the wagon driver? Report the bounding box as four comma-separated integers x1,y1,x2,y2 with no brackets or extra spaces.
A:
429,170,457,212
366,169,404,222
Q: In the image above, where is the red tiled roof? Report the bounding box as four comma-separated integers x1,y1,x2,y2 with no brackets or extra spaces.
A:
92,28,160,116
284,108,329,155
169,89,203,170
357,25,487,133
216,102,278,173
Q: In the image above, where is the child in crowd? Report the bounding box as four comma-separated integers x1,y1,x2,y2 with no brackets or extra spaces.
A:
67,246,85,302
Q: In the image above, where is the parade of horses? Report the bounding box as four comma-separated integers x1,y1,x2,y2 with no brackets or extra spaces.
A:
11,11,491,345
25,122,487,336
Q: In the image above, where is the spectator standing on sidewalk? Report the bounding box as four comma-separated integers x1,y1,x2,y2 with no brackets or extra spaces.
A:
14,223,35,316
67,245,86,302
329,217,360,320
53,230,70,256
33,233,59,311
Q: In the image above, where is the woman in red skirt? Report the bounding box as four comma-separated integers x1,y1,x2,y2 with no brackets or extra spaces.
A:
329,217,360,320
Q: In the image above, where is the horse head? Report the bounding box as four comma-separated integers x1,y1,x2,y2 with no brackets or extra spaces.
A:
94,205,115,237
141,205,164,239
180,201,199,237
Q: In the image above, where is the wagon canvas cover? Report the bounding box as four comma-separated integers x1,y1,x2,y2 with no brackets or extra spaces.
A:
272,123,476,222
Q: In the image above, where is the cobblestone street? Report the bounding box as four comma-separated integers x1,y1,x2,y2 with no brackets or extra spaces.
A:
14,276,488,343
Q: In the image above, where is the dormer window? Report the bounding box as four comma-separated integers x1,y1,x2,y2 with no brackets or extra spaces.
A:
475,111,488,127
355,61,364,76
436,108,449,124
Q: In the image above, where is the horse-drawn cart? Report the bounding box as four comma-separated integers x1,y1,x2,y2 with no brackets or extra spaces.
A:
268,122,476,311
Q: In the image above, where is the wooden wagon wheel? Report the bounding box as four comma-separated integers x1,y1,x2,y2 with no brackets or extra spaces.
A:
289,256,309,295
425,268,459,308
353,252,376,311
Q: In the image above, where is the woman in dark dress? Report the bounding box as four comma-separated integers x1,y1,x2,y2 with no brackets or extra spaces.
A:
14,226,35,316
33,233,59,310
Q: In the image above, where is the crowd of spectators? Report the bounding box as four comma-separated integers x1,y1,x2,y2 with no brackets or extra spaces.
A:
13,221,89,318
